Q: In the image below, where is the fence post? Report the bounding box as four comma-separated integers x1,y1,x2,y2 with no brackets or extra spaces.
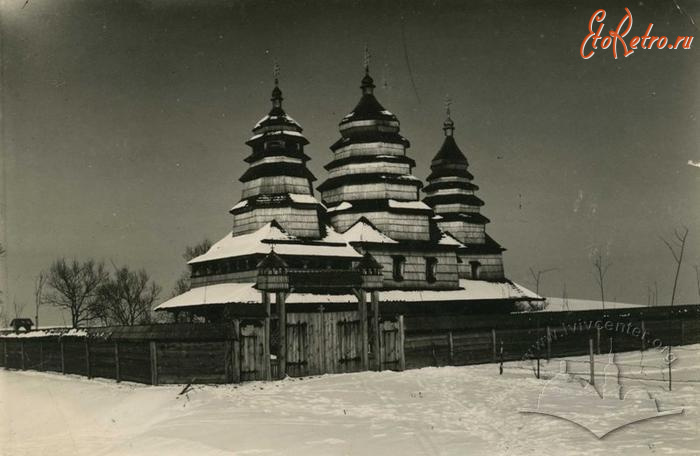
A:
492,329,497,362
371,291,380,371
589,338,595,386
596,327,601,354
398,315,406,372
231,320,240,384
680,320,685,345
668,346,672,391
546,326,551,360
60,338,65,374
448,331,454,365
641,321,646,351
357,289,369,371
262,292,271,381
149,340,158,386
20,340,25,370
85,338,91,378
277,291,287,379
318,305,326,374
114,341,121,383
39,340,44,371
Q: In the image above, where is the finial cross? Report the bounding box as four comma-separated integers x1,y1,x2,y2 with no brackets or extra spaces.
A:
363,45,371,73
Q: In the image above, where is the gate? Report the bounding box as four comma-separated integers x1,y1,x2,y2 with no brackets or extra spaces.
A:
379,316,405,371
239,324,266,381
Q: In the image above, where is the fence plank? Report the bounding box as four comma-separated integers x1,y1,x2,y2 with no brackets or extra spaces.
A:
149,341,158,386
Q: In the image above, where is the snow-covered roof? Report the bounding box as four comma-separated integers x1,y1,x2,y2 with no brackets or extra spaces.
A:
288,193,321,205
156,279,541,311
230,200,248,211
342,218,398,244
388,199,431,210
254,114,302,130
247,130,306,142
189,222,362,264
379,280,541,302
539,297,644,312
438,231,465,247
327,202,352,213
155,282,357,310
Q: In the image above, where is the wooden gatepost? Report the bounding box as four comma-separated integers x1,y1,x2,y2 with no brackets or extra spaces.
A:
256,250,290,380
354,253,384,371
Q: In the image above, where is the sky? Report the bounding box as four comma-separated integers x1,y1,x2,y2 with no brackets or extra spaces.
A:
0,0,698,326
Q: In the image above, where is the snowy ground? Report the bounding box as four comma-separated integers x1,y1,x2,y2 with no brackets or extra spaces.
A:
541,297,643,312
1,346,698,456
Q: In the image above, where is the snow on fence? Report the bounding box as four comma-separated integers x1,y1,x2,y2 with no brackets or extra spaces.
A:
402,305,700,369
0,323,242,385
0,312,408,384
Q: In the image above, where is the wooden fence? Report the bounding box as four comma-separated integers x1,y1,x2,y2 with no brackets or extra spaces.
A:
5,305,696,383
0,312,408,384
403,306,700,369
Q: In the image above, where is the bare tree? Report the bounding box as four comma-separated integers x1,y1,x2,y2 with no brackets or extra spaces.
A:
528,267,557,296
660,227,689,307
12,297,26,320
45,258,108,328
0,243,5,325
98,266,162,326
590,247,612,310
34,272,45,329
172,239,212,296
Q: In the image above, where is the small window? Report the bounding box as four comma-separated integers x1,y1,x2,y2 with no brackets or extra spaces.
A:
470,261,481,280
426,257,438,283
392,256,406,281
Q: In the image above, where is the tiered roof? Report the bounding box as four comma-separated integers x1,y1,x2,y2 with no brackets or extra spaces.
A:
230,79,325,238
318,67,433,240
423,110,503,253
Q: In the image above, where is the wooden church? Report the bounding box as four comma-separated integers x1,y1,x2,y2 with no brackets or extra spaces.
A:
157,64,540,322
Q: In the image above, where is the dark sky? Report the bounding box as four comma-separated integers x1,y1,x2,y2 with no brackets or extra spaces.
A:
1,0,698,326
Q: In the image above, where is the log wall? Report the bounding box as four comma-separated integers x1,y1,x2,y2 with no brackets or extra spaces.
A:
232,206,320,238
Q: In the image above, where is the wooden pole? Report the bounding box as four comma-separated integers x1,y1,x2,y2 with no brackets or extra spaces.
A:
668,346,672,391
60,338,65,374
262,292,271,381
546,326,551,361
448,331,454,365
231,320,240,384
596,326,601,355
492,329,497,362
20,340,25,370
589,338,595,386
318,305,326,374
499,340,504,375
370,291,380,371
357,289,369,371
114,341,121,383
85,338,91,378
277,291,287,379
149,340,158,386
398,315,405,372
